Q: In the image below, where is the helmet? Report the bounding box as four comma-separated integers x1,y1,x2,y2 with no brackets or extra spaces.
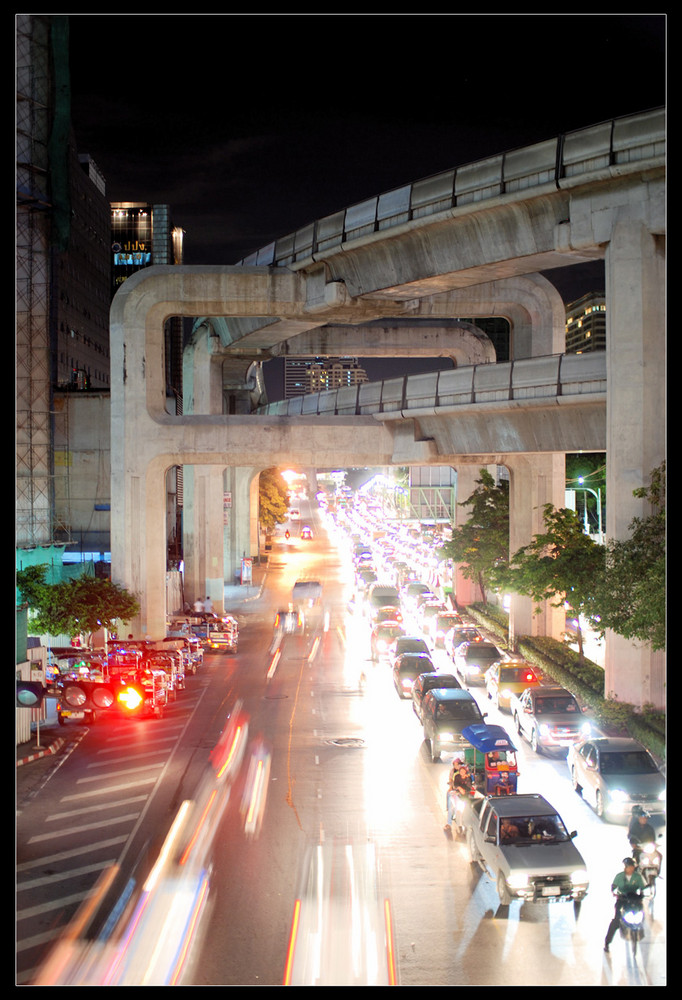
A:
622,857,637,867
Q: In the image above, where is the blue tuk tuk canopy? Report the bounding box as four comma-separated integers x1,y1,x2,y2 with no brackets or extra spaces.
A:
462,723,517,753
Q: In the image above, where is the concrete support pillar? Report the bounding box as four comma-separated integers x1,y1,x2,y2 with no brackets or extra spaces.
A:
182,326,226,611
451,465,485,607
505,453,566,648
604,221,666,709
223,467,259,590
184,466,226,612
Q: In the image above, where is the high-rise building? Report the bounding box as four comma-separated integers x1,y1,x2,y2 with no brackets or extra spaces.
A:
565,292,606,354
111,203,185,396
284,357,368,398
17,15,111,551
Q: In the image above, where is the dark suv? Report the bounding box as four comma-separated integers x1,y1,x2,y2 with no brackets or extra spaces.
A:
412,672,461,723
421,688,486,761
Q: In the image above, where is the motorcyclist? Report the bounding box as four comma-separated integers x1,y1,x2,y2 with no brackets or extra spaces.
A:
627,806,656,854
604,857,647,952
444,762,481,831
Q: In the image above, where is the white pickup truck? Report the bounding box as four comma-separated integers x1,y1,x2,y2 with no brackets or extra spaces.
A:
460,793,589,907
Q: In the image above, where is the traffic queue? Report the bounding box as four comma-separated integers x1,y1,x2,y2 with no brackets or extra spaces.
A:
334,499,665,923
48,609,238,726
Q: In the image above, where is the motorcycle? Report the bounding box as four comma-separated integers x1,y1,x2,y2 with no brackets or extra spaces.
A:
631,838,663,897
618,891,646,957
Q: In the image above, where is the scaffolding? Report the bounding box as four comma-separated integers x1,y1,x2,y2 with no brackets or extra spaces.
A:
16,15,53,549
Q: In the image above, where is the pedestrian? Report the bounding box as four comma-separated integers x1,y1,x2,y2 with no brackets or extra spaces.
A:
204,595,213,614
192,597,204,614
604,857,647,952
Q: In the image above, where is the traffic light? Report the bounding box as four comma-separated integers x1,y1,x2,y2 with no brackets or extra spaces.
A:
59,680,117,712
16,680,45,708
57,679,151,718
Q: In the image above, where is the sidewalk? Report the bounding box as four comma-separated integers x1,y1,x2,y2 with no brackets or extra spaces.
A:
222,560,267,610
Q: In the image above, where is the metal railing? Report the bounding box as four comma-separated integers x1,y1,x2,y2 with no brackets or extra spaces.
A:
237,108,664,269
256,351,606,418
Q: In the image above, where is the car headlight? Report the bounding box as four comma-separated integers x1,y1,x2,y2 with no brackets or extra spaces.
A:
608,788,630,803
571,869,589,887
580,721,591,736
658,789,666,802
506,873,529,890
439,731,455,741
539,724,551,736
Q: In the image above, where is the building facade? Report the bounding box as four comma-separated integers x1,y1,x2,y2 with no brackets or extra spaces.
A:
284,357,368,398
565,292,606,354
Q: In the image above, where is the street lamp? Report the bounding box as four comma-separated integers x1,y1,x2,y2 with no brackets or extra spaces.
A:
577,477,603,541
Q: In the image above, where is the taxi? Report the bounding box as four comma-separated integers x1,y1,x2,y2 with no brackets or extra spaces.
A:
484,658,541,711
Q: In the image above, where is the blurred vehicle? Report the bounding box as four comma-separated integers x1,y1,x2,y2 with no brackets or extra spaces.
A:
367,582,401,621
353,542,373,565
355,567,378,593
374,605,403,625
444,626,483,659
461,793,589,907
414,591,439,611
425,611,463,647
391,561,412,587
453,641,502,686
484,659,540,711
511,686,590,755
412,672,461,723
417,602,448,632
388,634,431,668
392,652,436,699
289,508,301,520
567,737,666,821
300,525,313,539
421,688,486,761
371,622,406,661
401,581,433,608
274,608,303,634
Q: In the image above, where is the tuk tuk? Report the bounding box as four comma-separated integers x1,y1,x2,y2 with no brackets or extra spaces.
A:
461,723,519,795
192,615,239,654
145,650,185,696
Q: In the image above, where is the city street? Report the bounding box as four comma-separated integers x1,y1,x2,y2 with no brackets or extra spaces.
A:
16,501,666,986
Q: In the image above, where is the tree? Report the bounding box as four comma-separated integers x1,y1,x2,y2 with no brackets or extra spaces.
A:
438,469,509,605
17,566,140,642
592,463,666,651
258,467,290,532
501,505,604,659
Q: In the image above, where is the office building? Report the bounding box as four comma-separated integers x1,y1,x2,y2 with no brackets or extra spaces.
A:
565,292,606,354
284,357,368,398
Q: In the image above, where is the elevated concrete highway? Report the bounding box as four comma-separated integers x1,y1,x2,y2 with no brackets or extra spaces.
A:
110,108,665,708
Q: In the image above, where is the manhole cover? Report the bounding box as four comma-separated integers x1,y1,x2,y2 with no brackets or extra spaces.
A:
324,738,366,748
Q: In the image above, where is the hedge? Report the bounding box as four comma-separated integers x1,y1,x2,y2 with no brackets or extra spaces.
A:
464,602,665,765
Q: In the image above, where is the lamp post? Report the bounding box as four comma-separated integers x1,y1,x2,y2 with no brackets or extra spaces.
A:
577,477,603,542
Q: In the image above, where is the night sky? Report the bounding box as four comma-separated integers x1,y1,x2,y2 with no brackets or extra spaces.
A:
67,14,665,266
66,13,666,390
